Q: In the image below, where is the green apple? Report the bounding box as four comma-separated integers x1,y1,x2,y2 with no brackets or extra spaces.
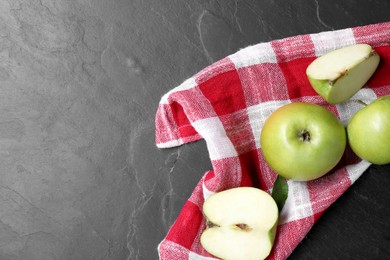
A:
306,44,380,104
260,102,346,181
200,187,278,260
347,95,390,165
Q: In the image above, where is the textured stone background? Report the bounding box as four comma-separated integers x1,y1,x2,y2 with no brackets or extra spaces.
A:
0,0,389,259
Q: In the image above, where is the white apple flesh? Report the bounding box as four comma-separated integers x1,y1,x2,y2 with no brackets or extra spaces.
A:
306,44,380,104
200,187,278,260
260,102,346,181
347,95,390,165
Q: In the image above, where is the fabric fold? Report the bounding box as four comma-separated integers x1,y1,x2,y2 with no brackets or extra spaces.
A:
155,22,390,259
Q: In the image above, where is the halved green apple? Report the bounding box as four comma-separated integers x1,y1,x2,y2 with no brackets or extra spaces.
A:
200,187,278,260
306,44,380,104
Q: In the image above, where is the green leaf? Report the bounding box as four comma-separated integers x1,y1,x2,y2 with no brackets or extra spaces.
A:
271,175,288,212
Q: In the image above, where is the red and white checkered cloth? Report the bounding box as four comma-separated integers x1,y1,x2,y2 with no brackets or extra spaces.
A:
155,22,390,260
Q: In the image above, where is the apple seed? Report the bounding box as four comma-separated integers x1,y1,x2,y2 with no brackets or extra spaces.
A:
235,223,252,231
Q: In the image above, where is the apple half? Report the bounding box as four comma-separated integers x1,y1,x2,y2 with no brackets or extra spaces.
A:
200,187,278,260
306,44,380,104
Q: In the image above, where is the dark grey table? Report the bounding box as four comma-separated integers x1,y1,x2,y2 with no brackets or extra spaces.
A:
0,0,389,259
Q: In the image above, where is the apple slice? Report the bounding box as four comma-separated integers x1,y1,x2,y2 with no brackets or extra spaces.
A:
200,187,278,260
306,44,380,104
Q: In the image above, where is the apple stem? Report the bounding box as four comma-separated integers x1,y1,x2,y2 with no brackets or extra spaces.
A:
356,100,368,107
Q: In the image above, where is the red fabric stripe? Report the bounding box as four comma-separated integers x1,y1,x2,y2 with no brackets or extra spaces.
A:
237,63,290,106
218,110,257,155
198,69,247,116
277,57,319,100
195,57,236,84
366,45,390,88
155,103,181,144
353,22,390,47
307,168,351,215
271,34,316,62
313,210,325,222
271,35,318,101
170,101,198,139
158,240,190,259
258,149,280,190
166,201,203,250
372,85,390,98
239,149,268,190
204,157,242,192
270,217,314,260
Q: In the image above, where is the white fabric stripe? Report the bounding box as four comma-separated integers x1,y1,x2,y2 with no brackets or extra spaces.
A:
202,182,215,200
189,251,217,260
161,77,197,104
335,88,377,126
310,28,356,57
229,42,278,68
192,117,238,160
278,180,313,224
346,160,372,184
156,138,184,148
158,240,189,259
247,100,291,149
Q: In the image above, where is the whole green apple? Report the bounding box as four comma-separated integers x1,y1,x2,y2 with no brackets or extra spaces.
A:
347,95,390,165
260,102,346,181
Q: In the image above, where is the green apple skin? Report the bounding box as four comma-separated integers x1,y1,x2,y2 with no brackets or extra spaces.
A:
260,102,346,181
347,95,390,165
306,44,380,104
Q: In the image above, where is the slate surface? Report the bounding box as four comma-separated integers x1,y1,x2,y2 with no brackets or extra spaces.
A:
0,0,389,259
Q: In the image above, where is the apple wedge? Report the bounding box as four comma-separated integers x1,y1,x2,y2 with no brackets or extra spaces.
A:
306,44,380,104
200,187,278,260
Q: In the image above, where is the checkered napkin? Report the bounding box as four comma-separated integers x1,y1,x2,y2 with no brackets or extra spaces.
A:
155,22,390,259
